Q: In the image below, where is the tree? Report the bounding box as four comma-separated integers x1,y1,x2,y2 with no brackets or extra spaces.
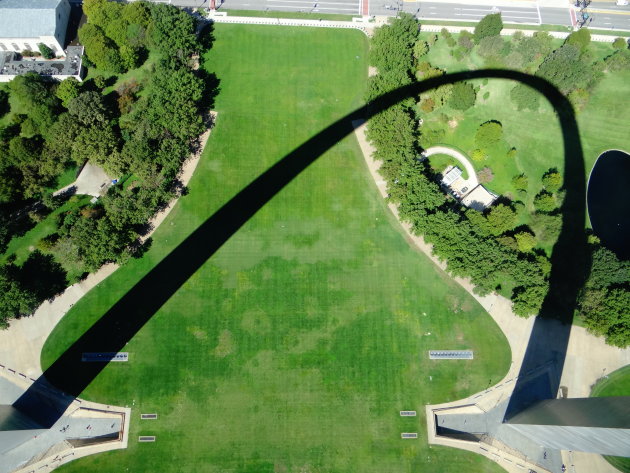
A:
471,148,486,162
413,40,429,59
8,72,58,134
449,82,476,111
150,3,198,60
536,44,594,94
0,265,38,328
510,83,540,111
55,77,81,107
0,90,9,118
485,203,518,236
458,31,474,52
534,191,557,213
564,28,591,52
612,37,628,50
511,174,528,192
474,13,503,43
370,13,419,73
475,121,502,148
477,166,494,184
67,91,111,126
542,169,562,193
515,231,536,253
516,32,553,66
73,126,120,172
38,43,55,59
79,23,125,73
604,49,630,72
477,36,507,59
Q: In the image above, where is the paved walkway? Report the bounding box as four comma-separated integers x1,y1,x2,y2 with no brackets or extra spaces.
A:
352,118,630,473
53,163,112,198
424,145,479,189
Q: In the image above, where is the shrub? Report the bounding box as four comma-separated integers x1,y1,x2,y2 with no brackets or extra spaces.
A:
477,166,494,183
420,98,435,113
510,83,540,111
534,191,557,213
413,40,429,59
568,88,590,111
542,169,563,193
471,148,486,162
564,28,591,52
449,82,477,111
483,91,490,100
612,37,628,50
515,231,536,253
477,36,506,59
512,174,528,192
475,121,503,148
507,147,517,159
38,43,55,59
474,13,503,43
458,31,475,51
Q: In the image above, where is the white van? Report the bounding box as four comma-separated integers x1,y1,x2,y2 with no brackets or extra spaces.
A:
616,0,628,6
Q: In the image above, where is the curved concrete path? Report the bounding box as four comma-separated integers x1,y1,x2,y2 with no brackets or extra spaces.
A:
424,145,478,189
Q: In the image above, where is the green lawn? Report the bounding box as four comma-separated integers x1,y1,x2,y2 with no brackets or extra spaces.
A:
419,31,630,241
42,25,509,473
590,364,630,473
428,153,470,179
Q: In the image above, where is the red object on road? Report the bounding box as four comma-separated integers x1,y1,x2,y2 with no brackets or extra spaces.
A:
211,0,216,10
570,8,577,27
362,0,369,16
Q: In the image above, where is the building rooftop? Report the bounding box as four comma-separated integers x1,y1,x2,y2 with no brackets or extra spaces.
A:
0,0,64,39
0,45,83,79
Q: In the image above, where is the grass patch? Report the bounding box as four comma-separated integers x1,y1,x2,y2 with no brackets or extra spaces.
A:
590,364,630,473
226,8,356,21
42,25,509,473
418,30,630,245
428,153,470,179
1,195,91,267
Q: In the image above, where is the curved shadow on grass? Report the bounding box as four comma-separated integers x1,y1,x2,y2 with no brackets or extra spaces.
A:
15,69,587,429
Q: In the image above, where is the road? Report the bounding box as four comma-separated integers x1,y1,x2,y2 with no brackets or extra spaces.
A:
139,0,630,30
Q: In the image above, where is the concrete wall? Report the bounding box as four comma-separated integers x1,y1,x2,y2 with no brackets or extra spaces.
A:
0,35,64,56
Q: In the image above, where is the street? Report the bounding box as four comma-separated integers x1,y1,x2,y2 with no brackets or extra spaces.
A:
138,0,630,30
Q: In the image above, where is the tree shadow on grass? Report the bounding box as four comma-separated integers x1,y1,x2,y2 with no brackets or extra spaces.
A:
15,70,587,430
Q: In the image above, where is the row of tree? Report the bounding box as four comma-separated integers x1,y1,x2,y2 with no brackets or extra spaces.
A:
0,1,212,327
367,14,550,317
367,14,629,345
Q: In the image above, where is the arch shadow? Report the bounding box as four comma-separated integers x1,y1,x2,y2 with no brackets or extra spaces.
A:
14,69,587,429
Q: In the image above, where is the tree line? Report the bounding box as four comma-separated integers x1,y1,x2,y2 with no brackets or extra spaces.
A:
366,14,629,346
0,1,215,328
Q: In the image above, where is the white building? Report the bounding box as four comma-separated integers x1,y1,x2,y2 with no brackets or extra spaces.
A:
0,0,71,57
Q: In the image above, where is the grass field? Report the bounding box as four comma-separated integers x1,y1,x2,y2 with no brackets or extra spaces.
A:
419,31,630,238
42,25,510,473
590,364,630,473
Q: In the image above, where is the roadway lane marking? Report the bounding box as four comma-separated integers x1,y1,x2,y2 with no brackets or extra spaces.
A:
536,1,542,24
456,13,538,18
587,8,630,14
267,4,359,10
